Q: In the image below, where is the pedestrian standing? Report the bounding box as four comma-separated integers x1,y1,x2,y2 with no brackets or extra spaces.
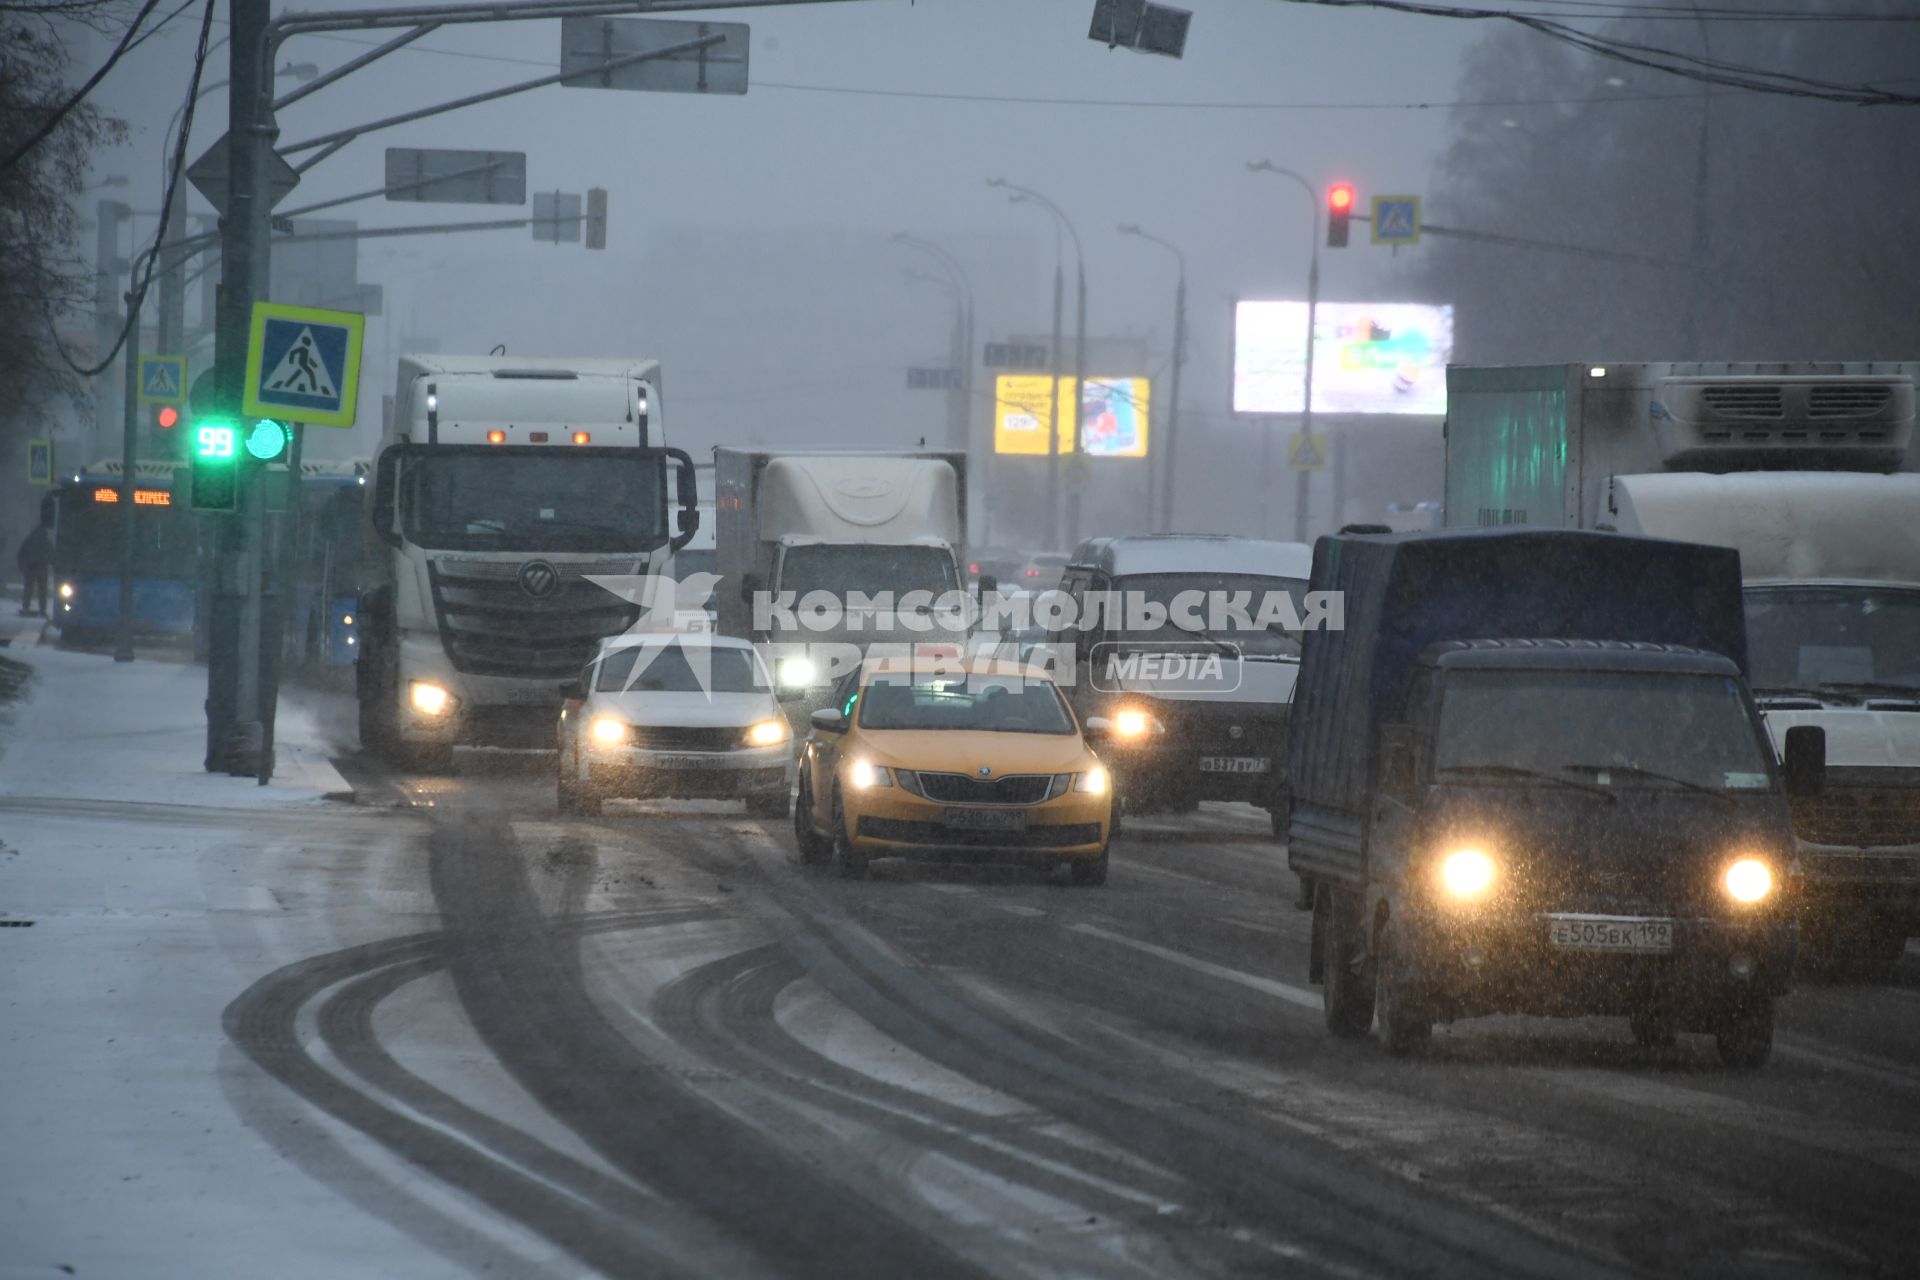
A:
16,517,52,616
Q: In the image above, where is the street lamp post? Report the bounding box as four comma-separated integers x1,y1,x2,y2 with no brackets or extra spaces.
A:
1247,161,1322,542
1118,223,1184,534
989,178,1086,550
889,233,975,455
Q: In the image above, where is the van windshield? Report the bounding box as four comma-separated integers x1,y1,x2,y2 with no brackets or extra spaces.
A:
1434,669,1774,792
1746,585,1920,694
1108,572,1309,658
779,544,957,599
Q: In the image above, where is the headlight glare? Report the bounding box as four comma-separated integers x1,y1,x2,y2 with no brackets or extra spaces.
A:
58,582,75,600
1439,848,1496,899
849,759,893,790
745,718,790,747
409,681,453,717
1112,708,1153,739
589,715,629,745
778,657,819,688
1073,766,1109,795
1723,857,1774,903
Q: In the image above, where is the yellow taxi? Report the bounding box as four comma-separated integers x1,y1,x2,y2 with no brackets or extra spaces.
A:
794,657,1115,883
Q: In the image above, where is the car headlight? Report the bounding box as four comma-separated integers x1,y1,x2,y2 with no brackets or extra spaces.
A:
409,681,454,717
1439,848,1496,899
848,759,894,790
744,718,790,747
58,582,74,600
590,716,630,746
1112,708,1155,739
342,613,354,626
777,656,819,688
1073,766,1110,795
1723,857,1774,904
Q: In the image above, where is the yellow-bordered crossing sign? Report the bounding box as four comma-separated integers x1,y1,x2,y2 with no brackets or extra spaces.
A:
242,301,365,428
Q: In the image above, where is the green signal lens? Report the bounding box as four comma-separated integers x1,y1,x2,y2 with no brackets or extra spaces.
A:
244,419,289,461
194,423,238,461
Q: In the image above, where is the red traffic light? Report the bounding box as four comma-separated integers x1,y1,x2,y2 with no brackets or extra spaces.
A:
1329,183,1355,212
155,405,180,429
1327,182,1355,248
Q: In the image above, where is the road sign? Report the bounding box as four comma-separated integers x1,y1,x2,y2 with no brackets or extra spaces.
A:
984,342,1049,371
1371,196,1422,246
27,438,53,486
1089,0,1191,59
1287,432,1327,471
532,191,583,244
242,301,365,428
187,134,300,211
137,354,186,404
907,367,961,391
561,17,751,95
383,148,527,205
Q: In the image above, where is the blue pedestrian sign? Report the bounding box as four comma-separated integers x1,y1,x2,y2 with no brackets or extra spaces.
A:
242,301,365,428
138,354,186,404
1371,195,1422,246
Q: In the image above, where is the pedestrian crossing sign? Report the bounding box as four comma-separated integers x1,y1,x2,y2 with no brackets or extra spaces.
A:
1287,431,1327,471
242,301,365,428
137,355,186,404
1371,196,1421,246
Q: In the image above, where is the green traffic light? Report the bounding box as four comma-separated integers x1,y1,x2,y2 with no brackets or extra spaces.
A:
244,419,289,461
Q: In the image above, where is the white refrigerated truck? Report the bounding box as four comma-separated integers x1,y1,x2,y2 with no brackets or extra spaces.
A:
356,355,699,770
1445,362,1920,976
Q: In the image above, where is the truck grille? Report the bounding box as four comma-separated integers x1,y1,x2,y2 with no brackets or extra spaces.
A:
1793,789,1920,849
1809,384,1891,418
629,725,742,752
428,556,641,679
909,772,1055,805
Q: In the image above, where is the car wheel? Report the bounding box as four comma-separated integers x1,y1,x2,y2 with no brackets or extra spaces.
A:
793,779,832,864
831,788,868,880
1715,997,1775,1069
1322,887,1377,1039
1070,848,1109,887
1629,1006,1678,1048
1373,921,1431,1056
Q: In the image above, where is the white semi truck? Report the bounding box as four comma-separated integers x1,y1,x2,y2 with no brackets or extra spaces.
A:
357,355,699,770
712,448,969,707
1445,362,1920,976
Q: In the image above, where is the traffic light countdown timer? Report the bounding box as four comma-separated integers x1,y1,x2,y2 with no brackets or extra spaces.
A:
189,415,290,512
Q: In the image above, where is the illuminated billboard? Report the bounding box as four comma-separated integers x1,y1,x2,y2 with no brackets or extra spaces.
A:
1232,301,1453,416
994,375,1150,456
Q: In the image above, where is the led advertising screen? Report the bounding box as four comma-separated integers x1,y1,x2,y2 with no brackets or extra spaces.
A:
994,375,1150,456
1233,300,1453,416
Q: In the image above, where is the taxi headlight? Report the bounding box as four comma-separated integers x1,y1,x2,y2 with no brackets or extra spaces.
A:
409,681,454,717
1439,848,1496,899
589,715,630,746
849,759,894,790
744,718,790,748
1112,708,1154,739
1073,766,1110,795
1723,857,1774,904
777,657,819,688
58,582,75,600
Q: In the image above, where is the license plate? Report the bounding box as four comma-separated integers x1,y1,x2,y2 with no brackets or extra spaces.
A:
648,754,711,769
945,807,1028,832
1198,756,1270,774
1547,916,1674,953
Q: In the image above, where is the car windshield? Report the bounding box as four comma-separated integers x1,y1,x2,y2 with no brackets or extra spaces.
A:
52,490,197,577
779,544,957,598
1745,585,1920,692
401,451,665,552
596,643,767,693
1434,669,1774,792
857,673,1076,734
1107,572,1309,658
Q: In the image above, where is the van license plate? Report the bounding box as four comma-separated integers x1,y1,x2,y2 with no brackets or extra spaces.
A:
946,807,1027,831
1199,756,1269,774
1548,917,1673,953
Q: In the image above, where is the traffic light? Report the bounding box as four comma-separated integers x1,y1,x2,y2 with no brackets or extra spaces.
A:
1327,182,1355,248
190,418,241,512
585,187,607,251
243,418,290,462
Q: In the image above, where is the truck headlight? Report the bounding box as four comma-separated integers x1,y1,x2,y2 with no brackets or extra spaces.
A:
409,681,454,717
1439,848,1496,899
590,716,630,746
1723,858,1774,904
58,582,74,600
1073,766,1109,795
778,657,819,688
848,759,893,790
744,718,790,747
1112,708,1155,739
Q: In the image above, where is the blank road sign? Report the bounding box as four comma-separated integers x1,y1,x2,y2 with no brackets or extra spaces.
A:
532,192,583,244
560,17,750,95
384,148,527,205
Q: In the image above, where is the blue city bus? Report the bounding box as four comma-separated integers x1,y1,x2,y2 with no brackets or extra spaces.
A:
285,460,375,670
47,459,200,646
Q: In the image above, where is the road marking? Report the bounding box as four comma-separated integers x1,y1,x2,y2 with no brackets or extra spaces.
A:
1067,922,1320,1010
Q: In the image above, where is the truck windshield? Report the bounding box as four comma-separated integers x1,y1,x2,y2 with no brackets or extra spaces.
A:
857,673,1076,734
1109,572,1310,658
1434,669,1774,792
597,643,767,694
1745,585,1920,693
779,544,957,599
401,452,665,552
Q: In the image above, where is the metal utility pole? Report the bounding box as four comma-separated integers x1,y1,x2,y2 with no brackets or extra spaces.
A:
889,233,974,455
1119,224,1184,534
1248,161,1323,542
93,200,131,463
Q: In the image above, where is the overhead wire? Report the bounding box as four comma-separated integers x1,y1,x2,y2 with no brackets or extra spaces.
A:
0,0,167,175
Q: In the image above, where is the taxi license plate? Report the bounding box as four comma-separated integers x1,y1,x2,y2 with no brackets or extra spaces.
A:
946,807,1027,832
1547,917,1674,954
649,754,709,769
1199,756,1270,774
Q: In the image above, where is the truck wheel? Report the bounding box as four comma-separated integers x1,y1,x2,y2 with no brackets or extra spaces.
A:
793,779,831,864
1373,922,1431,1056
1715,998,1775,1069
832,790,868,880
1322,888,1377,1038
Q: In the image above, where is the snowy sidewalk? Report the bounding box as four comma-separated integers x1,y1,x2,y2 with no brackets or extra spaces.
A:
0,644,349,806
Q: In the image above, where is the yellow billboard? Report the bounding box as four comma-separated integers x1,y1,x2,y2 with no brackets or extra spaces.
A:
993,375,1150,456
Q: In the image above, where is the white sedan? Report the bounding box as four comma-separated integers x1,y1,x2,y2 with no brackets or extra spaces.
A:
556,633,796,817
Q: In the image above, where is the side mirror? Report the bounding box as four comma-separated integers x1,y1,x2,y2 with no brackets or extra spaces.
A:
741,570,763,603
1783,724,1826,796
557,680,585,701
1083,715,1112,741
977,573,997,599
1379,723,1415,803
370,451,403,548
809,706,848,735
